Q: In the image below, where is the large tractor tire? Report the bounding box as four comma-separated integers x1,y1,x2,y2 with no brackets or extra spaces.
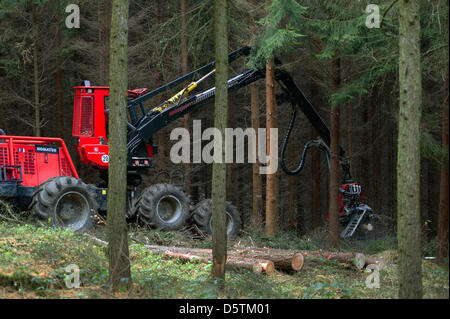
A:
30,176,98,232
191,199,242,237
135,183,190,231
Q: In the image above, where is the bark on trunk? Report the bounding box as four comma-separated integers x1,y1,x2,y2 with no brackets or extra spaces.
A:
211,0,229,280
397,0,423,298
181,0,192,196
328,50,341,249
264,0,278,236
371,88,378,210
288,136,295,227
265,59,277,235
55,12,63,138
32,2,40,137
249,0,263,229
103,0,111,84
107,0,132,292
346,103,353,171
154,0,168,170
437,70,449,263
226,103,233,202
251,82,263,228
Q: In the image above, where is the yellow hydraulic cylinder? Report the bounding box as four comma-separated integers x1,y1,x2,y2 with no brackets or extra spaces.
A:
151,69,216,113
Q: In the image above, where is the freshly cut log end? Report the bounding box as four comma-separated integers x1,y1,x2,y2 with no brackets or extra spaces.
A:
291,253,304,271
226,257,275,275
258,261,274,275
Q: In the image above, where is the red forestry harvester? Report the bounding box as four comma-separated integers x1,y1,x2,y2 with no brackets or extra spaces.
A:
0,47,374,238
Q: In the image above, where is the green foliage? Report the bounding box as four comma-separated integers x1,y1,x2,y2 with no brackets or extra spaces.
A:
0,221,448,298
248,0,306,68
421,131,448,169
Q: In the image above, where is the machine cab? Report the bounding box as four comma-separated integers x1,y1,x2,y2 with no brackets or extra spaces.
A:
72,81,153,170
72,81,110,169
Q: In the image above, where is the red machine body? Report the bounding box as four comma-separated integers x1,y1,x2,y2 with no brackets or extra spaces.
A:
72,85,153,170
0,136,78,186
72,86,110,169
325,182,364,221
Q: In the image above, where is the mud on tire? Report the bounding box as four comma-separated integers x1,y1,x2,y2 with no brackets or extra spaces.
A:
192,199,242,237
29,176,98,232
135,183,190,231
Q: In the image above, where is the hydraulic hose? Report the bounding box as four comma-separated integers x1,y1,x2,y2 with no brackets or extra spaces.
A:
280,105,331,175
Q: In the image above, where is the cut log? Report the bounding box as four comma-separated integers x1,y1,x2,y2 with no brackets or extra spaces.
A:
128,240,378,272
233,248,304,271
302,250,380,270
226,257,275,275
232,247,379,270
163,251,210,263
140,245,275,275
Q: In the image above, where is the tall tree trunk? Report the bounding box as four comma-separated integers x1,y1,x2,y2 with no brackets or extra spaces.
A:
32,2,40,137
250,82,263,228
309,33,323,231
371,87,378,210
265,54,277,236
249,0,263,229
181,0,192,197
362,107,370,202
397,0,423,299
55,11,63,138
211,0,228,281
346,103,353,171
437,70,449,263
288,128,295,227
328,50,341,249
104,0,111,84
264,0,278,237
226,102,233,202
155,0,167,170
107,0,132,292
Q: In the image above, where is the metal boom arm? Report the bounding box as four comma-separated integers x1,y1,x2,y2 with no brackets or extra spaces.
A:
125,47,352,183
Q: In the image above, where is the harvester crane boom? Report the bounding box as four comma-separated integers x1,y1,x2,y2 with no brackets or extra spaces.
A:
124,47,352,183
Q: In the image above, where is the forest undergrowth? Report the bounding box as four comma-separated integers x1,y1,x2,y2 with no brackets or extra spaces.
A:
0,200,448,299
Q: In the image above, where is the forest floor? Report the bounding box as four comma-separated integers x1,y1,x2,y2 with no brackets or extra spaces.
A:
0,205,448,299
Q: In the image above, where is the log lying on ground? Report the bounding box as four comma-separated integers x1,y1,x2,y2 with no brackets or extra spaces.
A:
300,250,381,270
225,257,274,275
142,245,301,272
163,251,210,263
143,246,275,275
133,244,378,271
83,235,377,272
232,247,304,271
233,247,380,270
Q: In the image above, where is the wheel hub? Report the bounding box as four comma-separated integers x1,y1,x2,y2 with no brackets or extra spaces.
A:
156,195,183,224
54,191,90,230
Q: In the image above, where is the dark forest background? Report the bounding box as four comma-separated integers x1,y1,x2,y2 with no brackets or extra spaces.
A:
0,0,448,239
